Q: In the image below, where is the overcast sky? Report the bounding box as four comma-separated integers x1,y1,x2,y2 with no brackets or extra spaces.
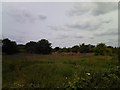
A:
2,2,118,47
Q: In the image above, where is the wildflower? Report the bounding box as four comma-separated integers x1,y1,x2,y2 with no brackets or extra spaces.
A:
86,73,90,76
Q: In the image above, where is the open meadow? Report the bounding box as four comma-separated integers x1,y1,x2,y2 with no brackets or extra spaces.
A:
2,2,120,89
2,53,120,88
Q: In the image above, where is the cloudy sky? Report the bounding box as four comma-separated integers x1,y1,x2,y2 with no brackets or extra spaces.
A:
2,2,118,47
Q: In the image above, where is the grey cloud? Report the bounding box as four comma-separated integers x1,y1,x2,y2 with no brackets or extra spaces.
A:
103,20,111,24
56,34,84,40
94,30,118,36
3,32,27,44
2,2,118,47
105,39,118,47
66,23,90,30
92,2,117,16
90,37,94,39
48,17,112,34
38,14,47,20
66,22,100,31
96,32,118,36
69,2,117,16
48,25,59,31
48,25,66,31
74,35,84,39
56,34,69,39
66,18,112,31
73,35,94,39
7,9,47,23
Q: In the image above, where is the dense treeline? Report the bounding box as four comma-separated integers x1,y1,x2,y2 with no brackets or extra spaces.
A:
2,38,119,57
54,43,95,53
2,38,52,55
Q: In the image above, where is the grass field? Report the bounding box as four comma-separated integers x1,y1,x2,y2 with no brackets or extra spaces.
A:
2,53,120,88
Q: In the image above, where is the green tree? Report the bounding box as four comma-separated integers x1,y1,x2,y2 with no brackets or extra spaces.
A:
94,43,106,55
61,47,68,52
79,43,90,53
71,45,80,53
17,44,26,53
2,38,19,54
25,41,37,53
88,44,95,52
94,43,108,55
54,47,60,52
36,39,52,54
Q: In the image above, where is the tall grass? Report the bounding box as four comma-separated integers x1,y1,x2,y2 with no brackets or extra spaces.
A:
2,53,119,88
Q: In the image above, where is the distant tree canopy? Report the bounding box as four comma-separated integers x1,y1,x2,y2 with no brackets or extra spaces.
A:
71,45,80,53
94,43,113,56
35,39,52,54
57,43,95,53
2,38,19,54
25,41,37,53
25,39,52,54
53,47,60,52
2,38,52,55
79,43,95,53
17,44,26,52
2,38,119,56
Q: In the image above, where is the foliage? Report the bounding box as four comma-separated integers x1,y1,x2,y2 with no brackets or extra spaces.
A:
25,41,37,53
2,38,118,56
57,44,95,53
94,43,113,56
17,44,26,53
2,38,19,54
59,47,70,53
79,43,90,53
94,43,107,55
70,43,95,53
25,39,52,54
53,47,60,52
71,45,80,53
118,47,120,64
35,39,52,54
65,66,120,89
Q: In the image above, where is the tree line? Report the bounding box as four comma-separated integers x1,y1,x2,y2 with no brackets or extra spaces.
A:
2,38,119,56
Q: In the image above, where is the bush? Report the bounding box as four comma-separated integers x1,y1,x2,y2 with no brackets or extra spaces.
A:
65,66,120,89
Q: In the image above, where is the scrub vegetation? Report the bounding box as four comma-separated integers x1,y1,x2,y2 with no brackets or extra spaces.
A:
2,39,120,89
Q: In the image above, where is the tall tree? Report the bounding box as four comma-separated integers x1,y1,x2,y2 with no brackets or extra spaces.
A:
36,39,52,54
2,38,19,54
25,41,37,53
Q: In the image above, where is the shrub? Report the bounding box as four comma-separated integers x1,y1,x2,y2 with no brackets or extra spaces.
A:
65,67,120,89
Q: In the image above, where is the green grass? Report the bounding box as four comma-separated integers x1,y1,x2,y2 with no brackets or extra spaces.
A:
2,53,120,88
